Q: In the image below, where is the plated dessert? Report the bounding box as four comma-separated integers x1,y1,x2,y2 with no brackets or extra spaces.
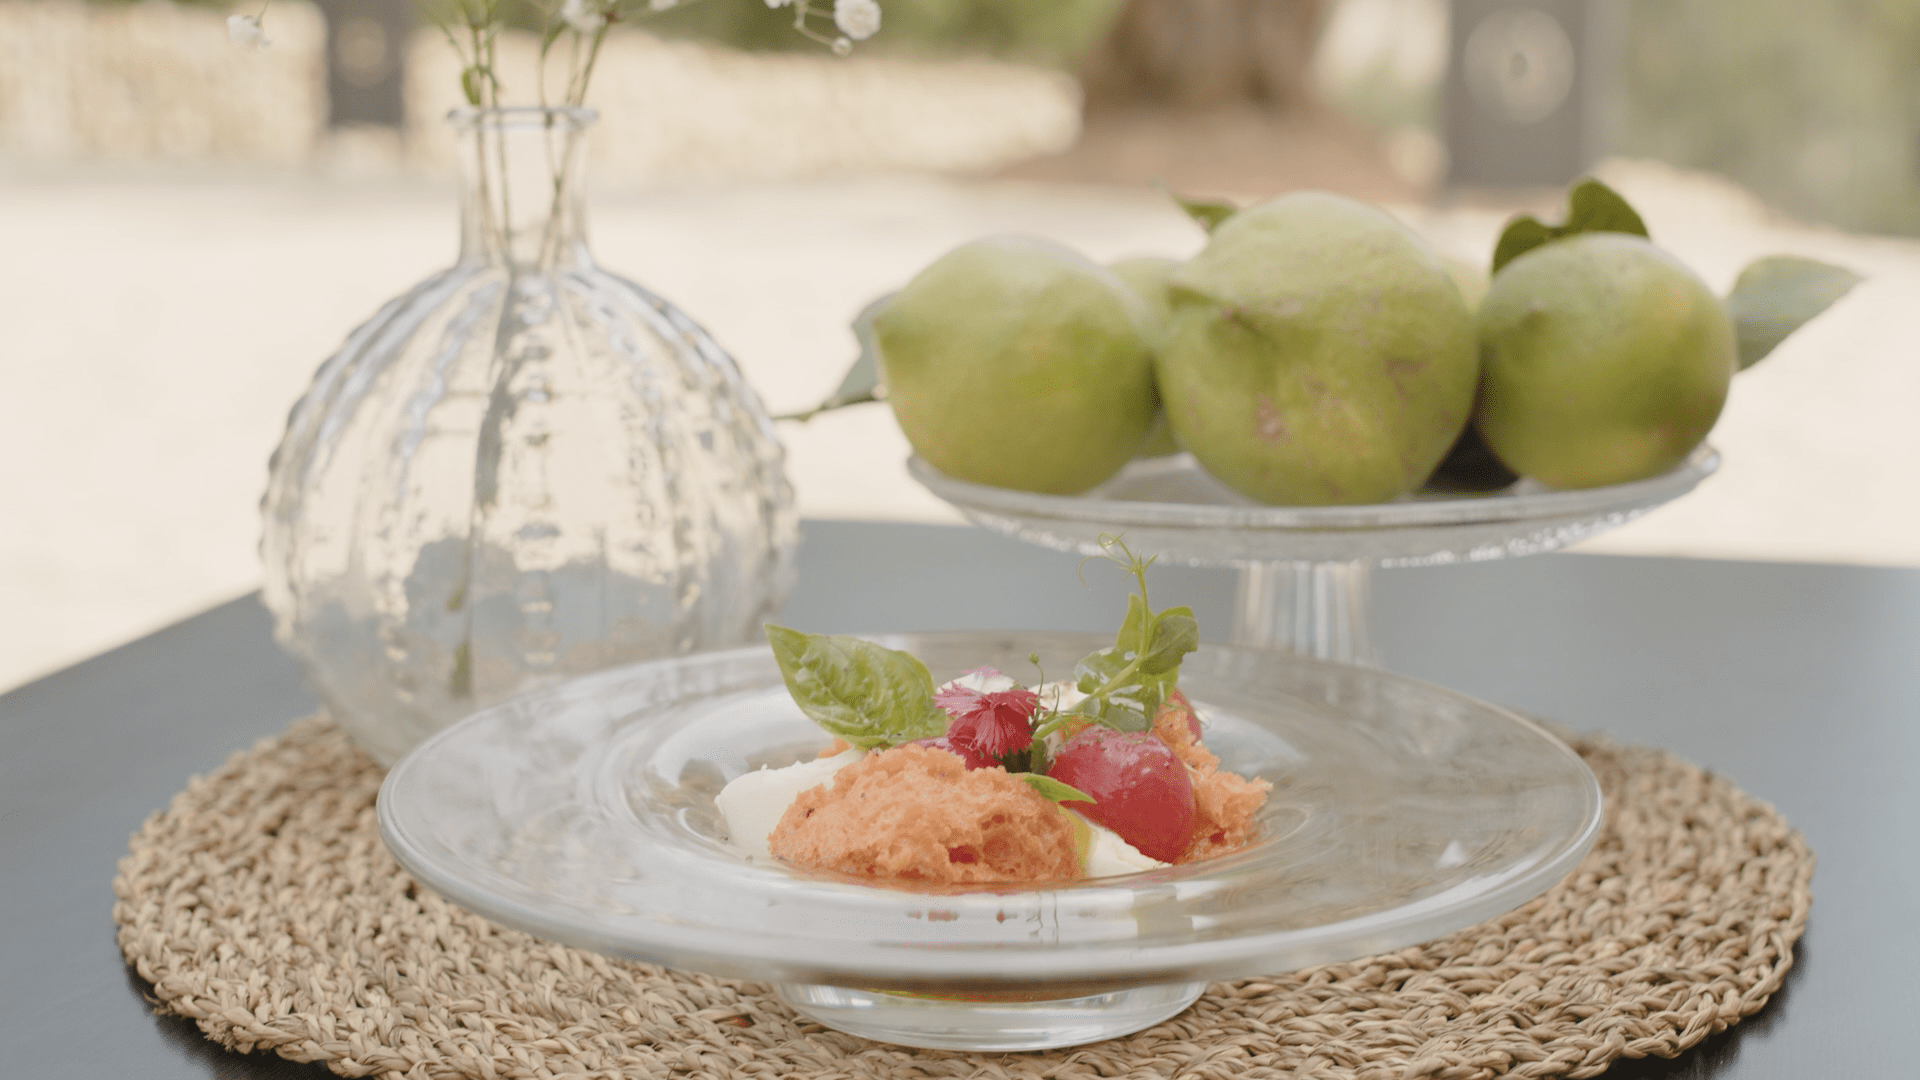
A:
378,619,1604,1050
716,538,1269,885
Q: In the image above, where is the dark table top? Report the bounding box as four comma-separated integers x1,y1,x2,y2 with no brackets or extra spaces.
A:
4,520,1916,1078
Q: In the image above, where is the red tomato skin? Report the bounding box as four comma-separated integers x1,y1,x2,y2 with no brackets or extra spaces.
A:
1047,728,1195,862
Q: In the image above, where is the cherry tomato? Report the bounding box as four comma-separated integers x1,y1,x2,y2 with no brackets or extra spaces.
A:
1047,728,1194,863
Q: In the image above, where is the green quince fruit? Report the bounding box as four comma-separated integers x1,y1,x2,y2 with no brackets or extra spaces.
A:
873,236,1158,495
1109,255,1183,458
1476,232,1733,489
1156,192,1478,505
1444,254,1491,312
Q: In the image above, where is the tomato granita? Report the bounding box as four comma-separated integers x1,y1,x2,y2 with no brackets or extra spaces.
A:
768,743,1081,884
717,537,1270,886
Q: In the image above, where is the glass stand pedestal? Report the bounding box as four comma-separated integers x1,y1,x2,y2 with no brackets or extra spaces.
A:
1233,560,1377,664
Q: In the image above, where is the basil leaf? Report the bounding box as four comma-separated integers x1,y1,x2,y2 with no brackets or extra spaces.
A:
1492,177,1650,273
763,624,946,748
1015,773,1094,805
1724,255,1862,371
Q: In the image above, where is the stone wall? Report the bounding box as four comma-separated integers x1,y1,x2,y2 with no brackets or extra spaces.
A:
0,1,326,163
0,1,1081,182
406,30,1082,185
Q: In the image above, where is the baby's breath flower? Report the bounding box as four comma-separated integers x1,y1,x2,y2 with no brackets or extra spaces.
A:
648,0,677,8
831,36,851,56
561,0,606,33
764,0,793,8
833,0,880,41
226,12,270,50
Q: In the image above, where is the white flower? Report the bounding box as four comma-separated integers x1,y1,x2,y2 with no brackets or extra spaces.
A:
648,0,676,8
833,0,880,41
831,36,851,56
764,0,793,8
561,0,606,34
226,13,270,50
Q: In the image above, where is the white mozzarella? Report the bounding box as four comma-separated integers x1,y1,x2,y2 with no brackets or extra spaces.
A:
1078,814,1171,876
715,748,864,861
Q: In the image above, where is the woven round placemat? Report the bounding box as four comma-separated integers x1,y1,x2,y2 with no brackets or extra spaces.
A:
115,715,1810,1080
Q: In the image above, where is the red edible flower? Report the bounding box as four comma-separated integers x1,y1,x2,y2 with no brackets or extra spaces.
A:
933,668,1038,758
908,734,1001,770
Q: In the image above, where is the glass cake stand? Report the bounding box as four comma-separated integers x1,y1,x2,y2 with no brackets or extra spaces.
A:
910,447,1719,665
379,632,1603,1052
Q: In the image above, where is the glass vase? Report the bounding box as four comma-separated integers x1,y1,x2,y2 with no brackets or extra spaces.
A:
261,107,798,766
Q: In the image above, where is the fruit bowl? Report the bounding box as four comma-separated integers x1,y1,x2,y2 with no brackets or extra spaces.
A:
378,632,1603,1052
910,447,1719,662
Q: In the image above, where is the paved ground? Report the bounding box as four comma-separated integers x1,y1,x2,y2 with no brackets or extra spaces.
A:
3,154,1914,693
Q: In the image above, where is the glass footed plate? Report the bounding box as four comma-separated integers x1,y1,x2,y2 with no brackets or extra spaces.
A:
908,446,1720,568
379,632,1603,1052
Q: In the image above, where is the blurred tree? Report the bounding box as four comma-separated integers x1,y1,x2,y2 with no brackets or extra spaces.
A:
999,0,1411,202
1617,0,1920,235
1078,0,1330,112
642,0,1122,68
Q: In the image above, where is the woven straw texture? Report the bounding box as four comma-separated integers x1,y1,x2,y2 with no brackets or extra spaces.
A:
114,716,1811,1080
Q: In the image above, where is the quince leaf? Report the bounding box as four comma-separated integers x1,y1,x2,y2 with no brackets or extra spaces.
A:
764,624,946,748
1492,177,1650,273
1172,193,1238,233
1564,177,1649,238
772,292,892,422
1724,256,1862,371
1491,217,1557,274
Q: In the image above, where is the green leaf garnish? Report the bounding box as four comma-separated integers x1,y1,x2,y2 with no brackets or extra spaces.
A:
1724,255,1862,371
1014,773,1094,805
772,292,892,423
1116,594,1199,676
1070,651,1155,732
1034,535,1199,739
1023,735,1050,778
1492,177,1650,273
763,624,947,749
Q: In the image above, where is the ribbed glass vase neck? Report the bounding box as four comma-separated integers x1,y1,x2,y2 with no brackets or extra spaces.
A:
453,107,596,270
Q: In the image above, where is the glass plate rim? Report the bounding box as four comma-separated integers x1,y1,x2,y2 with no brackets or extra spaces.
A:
378,634,1604,987
908,445,1720,531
